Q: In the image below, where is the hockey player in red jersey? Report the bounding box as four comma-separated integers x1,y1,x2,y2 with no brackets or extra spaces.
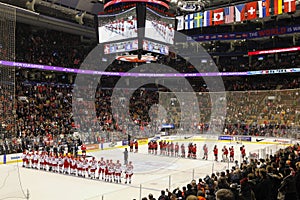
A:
213,145,218,161
202,144,208,160
192,144,197,159
153,141,158,155
222,146,228,162
175,142,179,157
229,146,234,162
240,145,246,160
170,142,174,157
181,143,185,158
63,155,70,174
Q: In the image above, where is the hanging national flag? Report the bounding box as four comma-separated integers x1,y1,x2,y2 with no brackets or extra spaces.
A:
176,16,184,30
258,0,270,18
284,0,296,13
213,8,224,25
224,6,234,24
271,0,283,15
194,12,203,28
203,10,212,27
185,14,194,30
246,2,258,20
235,4,246,22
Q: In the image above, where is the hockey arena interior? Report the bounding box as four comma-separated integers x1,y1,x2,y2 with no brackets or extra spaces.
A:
0,0,300,199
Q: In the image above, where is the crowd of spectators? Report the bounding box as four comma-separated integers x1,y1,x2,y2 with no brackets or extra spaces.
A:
16,23,94,69
1,23,300,155
139,143,300,200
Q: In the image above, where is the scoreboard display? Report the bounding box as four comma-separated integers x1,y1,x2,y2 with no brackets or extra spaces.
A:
145,7,175,44
104,40,138,54
98,7,137,44
143,40,169,55
98,2,173,57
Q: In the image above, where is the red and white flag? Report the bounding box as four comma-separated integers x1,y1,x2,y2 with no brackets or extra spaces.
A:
213,8,224,25
246,2,258,20
284,0,296,13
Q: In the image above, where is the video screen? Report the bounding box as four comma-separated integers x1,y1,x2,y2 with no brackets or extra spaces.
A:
98,7,137,43
104,39,138,54
145,8,175,44
143,40,169,55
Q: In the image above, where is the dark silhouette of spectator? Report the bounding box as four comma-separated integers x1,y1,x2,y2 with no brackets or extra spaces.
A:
254,168,272,200
215,189,235,200
278,167,298,200
158,190,169,200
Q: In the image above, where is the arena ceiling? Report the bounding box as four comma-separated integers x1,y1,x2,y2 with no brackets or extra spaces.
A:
0,0,245,16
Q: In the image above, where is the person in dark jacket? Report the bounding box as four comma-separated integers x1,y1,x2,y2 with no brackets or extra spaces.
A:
240,173,256,200
254,168,272,200
185,184,197,197
158,190,169,200
295,162,300,200
278,168,299,200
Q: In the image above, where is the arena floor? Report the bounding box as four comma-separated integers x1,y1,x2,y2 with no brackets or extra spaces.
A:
0,138,285,200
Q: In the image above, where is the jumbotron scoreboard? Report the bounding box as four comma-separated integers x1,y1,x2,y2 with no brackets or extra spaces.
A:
98,0,175,61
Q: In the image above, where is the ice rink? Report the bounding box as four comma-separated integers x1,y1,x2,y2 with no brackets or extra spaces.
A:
0,137,288,200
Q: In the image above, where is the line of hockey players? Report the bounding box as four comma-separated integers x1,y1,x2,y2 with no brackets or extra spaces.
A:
148,140,247,162
150,20,174,44
104,17,137,37
21,151,134,184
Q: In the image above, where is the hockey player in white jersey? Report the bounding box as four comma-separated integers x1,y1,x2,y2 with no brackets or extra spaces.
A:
124,161,133,184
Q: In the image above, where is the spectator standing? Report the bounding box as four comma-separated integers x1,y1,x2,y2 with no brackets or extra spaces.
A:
278,168,298,200
148,193,156,200
158,190,169,200
254,168,272,200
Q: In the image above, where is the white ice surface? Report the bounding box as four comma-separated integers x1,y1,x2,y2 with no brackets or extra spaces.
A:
0,139,284,200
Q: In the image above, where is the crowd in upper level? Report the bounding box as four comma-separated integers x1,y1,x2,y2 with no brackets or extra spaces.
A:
0,23,300,155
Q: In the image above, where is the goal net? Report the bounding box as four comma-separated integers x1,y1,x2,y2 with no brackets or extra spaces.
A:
0,3,27,200
0,3,16,139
